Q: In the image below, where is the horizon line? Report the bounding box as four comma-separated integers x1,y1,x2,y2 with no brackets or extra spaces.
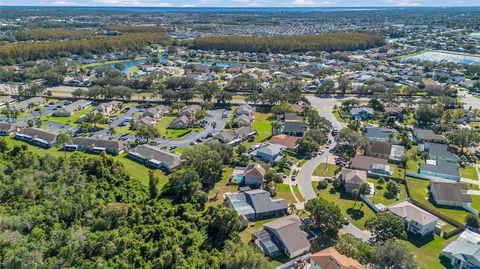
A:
1,5,480,8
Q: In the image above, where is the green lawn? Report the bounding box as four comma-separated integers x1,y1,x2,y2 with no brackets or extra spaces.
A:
315,185,376,230
389,163,406,178
405,176,469,223
275,184,298,204
44,107,93,125
403,235,455,269
252,112,273,143
4,136,168,187
240,216,282,244
313,163,338,177
367,178,407,206
156,116,201,139
460,166,478,180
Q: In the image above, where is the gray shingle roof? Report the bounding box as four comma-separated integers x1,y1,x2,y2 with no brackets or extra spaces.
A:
128,144,182,170
245,189,287,214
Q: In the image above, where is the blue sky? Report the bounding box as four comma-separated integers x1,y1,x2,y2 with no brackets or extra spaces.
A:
3,0,479,7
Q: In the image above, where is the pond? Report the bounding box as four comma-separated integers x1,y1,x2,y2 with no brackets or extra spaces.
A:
403,51,480,65
102,57,236,72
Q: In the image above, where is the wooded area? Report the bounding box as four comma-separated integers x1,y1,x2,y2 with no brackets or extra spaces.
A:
0,32,168,63
191,32,385,53
14,28,93,41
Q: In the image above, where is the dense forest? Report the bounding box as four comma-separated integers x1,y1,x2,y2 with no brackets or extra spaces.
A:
103,25,166,33
0,144,269,268
14,28,93,41
0,32,168,63
191,32,385,53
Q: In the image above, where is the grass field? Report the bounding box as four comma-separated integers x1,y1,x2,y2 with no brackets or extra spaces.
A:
43,107,93,125
252,112,273,143
403,234,455,269
315,185,376,229
155,116,201,139
367,178,407,206
207,167,237,206
313,163,338,177
460,166,478,180
275,184,299,204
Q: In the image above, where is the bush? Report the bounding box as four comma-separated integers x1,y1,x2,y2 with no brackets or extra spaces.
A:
318,179,328,190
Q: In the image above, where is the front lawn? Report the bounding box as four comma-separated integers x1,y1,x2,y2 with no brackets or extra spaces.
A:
405,176,469,223
313,163,338,177
316,185,376,230
460,166,478,180
43,107,93,125
156,116,201,139
403,234,456,269
275,184,298,204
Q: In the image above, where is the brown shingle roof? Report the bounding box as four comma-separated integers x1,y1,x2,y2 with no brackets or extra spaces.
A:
310,247,364,269
269,134,299,149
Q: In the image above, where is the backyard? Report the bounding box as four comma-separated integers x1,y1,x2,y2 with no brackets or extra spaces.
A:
155,116,201,139
366,178,408,206
313,163,338,177
252,111,273,143
460,165,478,180
207,167,237,206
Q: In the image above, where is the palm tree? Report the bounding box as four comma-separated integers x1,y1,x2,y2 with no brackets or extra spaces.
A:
289,203,297,214
271,121,282,135
359,182,371,208
351,189,359,207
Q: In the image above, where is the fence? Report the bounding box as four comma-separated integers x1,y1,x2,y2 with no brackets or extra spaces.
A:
360,194,381,213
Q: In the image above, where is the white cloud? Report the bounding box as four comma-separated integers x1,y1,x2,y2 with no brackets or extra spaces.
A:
92,0,173,6
396,1,422,6
181,4,196,6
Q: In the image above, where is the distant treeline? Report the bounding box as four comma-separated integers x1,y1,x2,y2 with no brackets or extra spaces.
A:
191,32,385,53
15,28,93,41
0,32,168,63
103,25,166,33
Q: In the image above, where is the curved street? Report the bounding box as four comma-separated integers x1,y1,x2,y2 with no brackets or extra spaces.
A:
296,96,346,201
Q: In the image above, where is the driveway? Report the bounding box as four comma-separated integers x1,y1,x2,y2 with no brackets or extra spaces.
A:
459,90,480,109
296,96,345,201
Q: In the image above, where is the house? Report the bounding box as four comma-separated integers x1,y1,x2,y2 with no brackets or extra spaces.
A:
0,96,15,107
384,106,403,118
65,137,127,155
269,134,299,150
168,115,190,129
255,144,285,163
143,105,170,119
442,230,480,269
420,160,460,181
430,179,472,208
366,141,392,160
253,215,310,258
0,122,18,136
225,189,287,221
233,114,252,127
420,143,459,163
350,107,375,120
351,155,393,177
387,200,438,236
310,247,364,269
364,127,398,142
341,168,368,193
93,101,120,116
15,128,58,148
236,104,254,118
133,116,157,130
11,97,46,111
413,128,445,143
178,105,201,118
128,144,182,172
282,113,308,136
244,163,267,187
53,100,92,117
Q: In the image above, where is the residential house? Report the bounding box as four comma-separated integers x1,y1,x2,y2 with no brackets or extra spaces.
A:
178,104,201,118
0,122,18,136
387,200,438,236
350,155,393,177
253,215,310,258
143,105,170,119
430,179,472,208
269,134,299,150
65,137,127,155
282,113,308,136
215,127,256,145
255,144,286,163
168,115,190,129
420,143,459,163
15,128,58,148
0,96,15,107
420,160,460,181
225,189,287,221
413,128,445,143
341,168,368,193
11,97,46,112
93,101,120,116
384,106,403,118
244,163,267,187
310,247,364,269
236,104,254,118
364,127,398,142
350,107,375,120
133,116,157,130
233,114,252,127
366,141,392,160
442,230,480,269
128,144,182,172
53,100,92,117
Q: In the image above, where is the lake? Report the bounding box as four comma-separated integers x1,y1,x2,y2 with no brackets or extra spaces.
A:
403,51,480,65
102,58,235,72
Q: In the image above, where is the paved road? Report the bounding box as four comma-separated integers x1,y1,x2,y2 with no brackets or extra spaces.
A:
459,90,480,109
296,96,346,201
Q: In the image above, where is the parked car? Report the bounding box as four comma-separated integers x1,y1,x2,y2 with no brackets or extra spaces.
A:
291,175,297,181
